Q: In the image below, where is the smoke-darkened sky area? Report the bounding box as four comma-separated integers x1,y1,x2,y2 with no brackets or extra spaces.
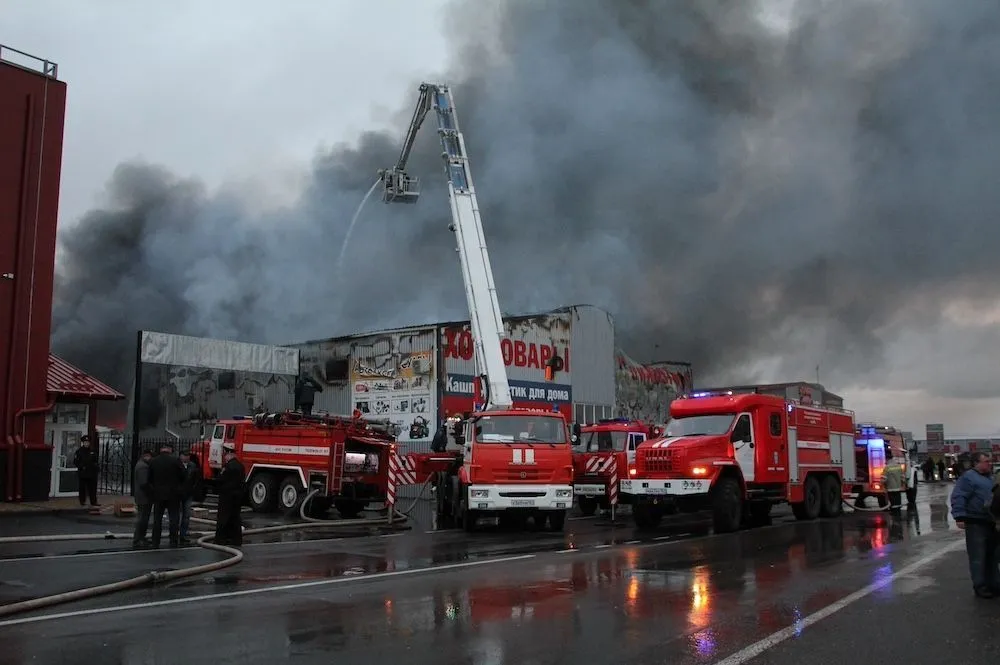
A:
12,0,1000,434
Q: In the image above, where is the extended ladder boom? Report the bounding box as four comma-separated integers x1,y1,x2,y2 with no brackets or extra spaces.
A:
379,83,512,409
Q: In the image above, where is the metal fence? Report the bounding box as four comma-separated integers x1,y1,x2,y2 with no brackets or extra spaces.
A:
96,432,201,496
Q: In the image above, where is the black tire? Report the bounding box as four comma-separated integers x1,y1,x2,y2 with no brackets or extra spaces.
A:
746,501,772,525
459,491,478,532
247,472,278,513
632,503,662,530
334,499,365,519
578,497,598,517
793,475,822,521
712,477,743,533
278,476,303,514
547,510,567,532
819,475,842,517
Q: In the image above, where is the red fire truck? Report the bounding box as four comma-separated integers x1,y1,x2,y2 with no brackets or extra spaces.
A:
572,419,662,516
394,407,575,531
621,390,857,532
849,423,909,508
193,410,396,518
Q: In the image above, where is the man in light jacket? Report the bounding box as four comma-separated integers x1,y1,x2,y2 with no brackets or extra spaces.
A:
131,450,154,548
950,452,999,599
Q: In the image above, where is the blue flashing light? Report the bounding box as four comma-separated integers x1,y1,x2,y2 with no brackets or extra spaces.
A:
690,390,734,398
867,438,885,449
552,404,559,413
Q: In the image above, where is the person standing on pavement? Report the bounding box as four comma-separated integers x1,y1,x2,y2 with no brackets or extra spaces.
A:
882,450,904,512
147,443,186,549
949,451,999,599
906,458,919,510
131,450,154,549
179,452,204,546
214,442,246,548
73,435,100,507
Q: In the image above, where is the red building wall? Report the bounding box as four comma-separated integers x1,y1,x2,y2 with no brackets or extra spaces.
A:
0,47,67,500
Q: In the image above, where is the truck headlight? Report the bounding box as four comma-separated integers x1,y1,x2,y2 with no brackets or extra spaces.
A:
471,489,490,499
555,489,572,498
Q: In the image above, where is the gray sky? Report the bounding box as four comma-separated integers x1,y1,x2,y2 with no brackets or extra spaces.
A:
5,0,1000,438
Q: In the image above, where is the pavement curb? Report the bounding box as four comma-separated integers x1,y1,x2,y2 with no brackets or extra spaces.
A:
0,507,101,518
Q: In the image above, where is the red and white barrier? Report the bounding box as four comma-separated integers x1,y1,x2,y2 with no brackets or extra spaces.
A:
386,453,399,508
584,455,617,474
608,456,619,507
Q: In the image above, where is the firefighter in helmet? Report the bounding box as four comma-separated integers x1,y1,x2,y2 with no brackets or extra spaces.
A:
882,449,905,512
214,442,246,548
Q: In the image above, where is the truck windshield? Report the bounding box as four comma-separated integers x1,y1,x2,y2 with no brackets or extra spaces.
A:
582,430,628,452
665,414,735,437
474,415,567,444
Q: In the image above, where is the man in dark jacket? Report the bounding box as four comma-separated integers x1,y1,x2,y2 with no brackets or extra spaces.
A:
179,452,204,546
132,450,154,548
950,452,999,598
215,443,246,547
147,444,186,548
294,372,324,416
73,435,100,507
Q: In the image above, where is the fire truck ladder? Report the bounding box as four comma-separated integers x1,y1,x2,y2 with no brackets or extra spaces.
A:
378,83,512,410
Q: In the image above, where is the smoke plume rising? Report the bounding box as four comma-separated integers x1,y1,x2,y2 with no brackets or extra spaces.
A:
52,0,1000,398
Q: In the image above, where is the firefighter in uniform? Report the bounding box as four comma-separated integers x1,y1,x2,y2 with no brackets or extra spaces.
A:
214,442,246,547
883,451,905,512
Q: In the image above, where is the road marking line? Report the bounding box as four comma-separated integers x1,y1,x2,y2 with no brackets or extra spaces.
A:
0,553,537,628
594,544,611,549
557,548,576,553
624,540,640,545
0,536,352,564
654,535,672,541
709,538,966,665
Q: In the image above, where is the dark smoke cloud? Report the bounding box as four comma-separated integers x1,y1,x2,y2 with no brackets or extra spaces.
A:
52,0,1000,399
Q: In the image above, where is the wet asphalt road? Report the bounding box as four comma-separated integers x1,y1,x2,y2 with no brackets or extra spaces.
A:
0,484,991,664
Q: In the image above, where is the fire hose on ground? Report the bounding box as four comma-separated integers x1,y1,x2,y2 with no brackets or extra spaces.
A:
0,490,424,620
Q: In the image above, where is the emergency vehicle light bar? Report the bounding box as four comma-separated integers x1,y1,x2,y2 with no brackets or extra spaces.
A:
688,390,734,398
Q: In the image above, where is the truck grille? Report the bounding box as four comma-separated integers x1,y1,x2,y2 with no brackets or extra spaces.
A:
637,449,677,474
495,468,542,482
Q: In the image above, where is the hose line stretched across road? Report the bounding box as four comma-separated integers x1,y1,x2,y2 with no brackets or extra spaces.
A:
0,501,412,619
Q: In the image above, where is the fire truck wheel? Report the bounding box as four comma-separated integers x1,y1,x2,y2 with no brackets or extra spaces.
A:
819,475,842,517
278,477,304,513
792,475,822,521
248,472,279,513
577,497,598,517
547,510,567,532
711,477,743,533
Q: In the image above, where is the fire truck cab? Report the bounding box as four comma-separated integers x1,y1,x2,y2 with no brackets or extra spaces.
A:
408,408,575,531
572,419,662,516
195,410,396,518
621,390,856,533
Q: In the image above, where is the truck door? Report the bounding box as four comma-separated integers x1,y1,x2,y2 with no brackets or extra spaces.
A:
756,409,788,484
209,424,225,469
731,414,755,482
626,432,645,466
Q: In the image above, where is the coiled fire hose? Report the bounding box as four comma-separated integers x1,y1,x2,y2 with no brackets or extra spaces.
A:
843,497,892,512
0,494,417,619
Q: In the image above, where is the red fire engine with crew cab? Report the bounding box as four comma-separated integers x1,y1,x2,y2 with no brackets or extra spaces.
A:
193,410,396,518
572,418,662,516
621,389,857,532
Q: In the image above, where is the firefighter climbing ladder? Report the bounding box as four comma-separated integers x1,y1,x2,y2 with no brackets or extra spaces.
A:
378,83,513,409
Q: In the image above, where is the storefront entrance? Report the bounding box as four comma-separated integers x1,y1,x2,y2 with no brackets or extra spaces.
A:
47,402,89,498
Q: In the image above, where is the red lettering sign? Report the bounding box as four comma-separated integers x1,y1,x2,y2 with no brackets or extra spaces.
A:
443,328,569,371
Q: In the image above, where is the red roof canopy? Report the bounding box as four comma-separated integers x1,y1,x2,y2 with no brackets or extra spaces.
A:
47,354,124,400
